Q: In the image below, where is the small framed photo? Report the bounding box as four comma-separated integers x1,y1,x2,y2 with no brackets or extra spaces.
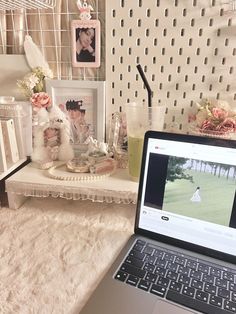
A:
71,19,101,68
46,79,105,143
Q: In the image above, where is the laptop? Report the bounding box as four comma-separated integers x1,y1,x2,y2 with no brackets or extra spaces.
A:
80,130,236,314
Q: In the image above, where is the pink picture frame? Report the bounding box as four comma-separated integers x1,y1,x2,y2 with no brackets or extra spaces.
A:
71,19,101,68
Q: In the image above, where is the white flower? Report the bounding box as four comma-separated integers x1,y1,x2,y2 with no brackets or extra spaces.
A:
217,100,230,111
210,99,230,111
25,73,39,89
42,67,53,79
17,65,53,99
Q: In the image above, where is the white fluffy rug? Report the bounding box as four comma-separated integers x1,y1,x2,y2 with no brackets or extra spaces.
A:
0,197,135,314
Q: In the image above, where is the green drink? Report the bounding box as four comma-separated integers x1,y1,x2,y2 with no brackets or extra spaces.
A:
128,136,144,181
125,102,165,181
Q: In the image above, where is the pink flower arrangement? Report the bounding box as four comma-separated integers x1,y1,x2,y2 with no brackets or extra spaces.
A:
189,99,236,136
216,117,236,133
30,92,52,111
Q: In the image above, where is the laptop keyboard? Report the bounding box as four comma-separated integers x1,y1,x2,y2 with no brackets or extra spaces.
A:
114,239,236,314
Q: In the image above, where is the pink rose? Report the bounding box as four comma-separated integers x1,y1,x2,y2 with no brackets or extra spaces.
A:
211,107,228,120
200,120,216,131
216,118,236,133
31,92,51,110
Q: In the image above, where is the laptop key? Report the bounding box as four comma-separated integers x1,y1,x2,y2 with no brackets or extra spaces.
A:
125,256,144,269
155,259,166,268
190,269,202,280
153,249,165,258
169,281,182,292
136,239,146,245
224,300,236,313
196,290,209,302
204,283,217,294
166,262,178,272
215,278,228,289
177,265,190,275
223,271,235,282
218,288,230,299
198,263,210,274
167,290,226,314
186,259,198,270
178,274,191,285
166,270,178,281
120,263,146,279
115,271,128,282
230,283,236,292
143,246,155,255
138,279,151,291
129,250,145,261
232,292,236,302
150,284,166,297
191,279,203,290
157,276,170,288
182,285,195,297
145,272,157,283
126,275,139,286
175,256,186,266
133,243,144,252
202,273,214,284
155,266,166,277
144,255,156,264
210,267,222,277
143,263,155,273
209,295,223,307
163,253,175,262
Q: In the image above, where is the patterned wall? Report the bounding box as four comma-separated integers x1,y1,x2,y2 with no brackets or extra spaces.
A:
106,0,236,132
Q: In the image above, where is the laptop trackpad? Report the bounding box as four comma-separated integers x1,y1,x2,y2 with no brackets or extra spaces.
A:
152,300,195,314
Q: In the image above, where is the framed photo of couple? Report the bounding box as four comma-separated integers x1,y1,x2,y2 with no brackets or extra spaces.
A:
71,19,101,68
46,80,105,144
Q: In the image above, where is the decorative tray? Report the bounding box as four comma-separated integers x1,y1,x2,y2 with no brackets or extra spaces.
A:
46,162,114,181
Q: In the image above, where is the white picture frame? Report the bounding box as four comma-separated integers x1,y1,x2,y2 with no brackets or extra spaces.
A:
46,80,105,143
71,19,101,68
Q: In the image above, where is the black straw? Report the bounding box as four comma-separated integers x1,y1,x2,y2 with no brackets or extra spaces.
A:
136,64,152,108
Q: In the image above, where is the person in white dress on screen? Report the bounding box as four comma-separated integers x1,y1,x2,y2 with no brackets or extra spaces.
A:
190,187,201,202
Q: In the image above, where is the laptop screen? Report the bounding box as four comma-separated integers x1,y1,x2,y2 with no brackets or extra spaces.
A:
137,131,236,258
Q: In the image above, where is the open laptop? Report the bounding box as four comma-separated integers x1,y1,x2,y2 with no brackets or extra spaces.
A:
80,131,236,314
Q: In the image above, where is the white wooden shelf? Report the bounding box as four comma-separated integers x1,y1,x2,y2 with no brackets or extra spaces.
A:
5,162,139,209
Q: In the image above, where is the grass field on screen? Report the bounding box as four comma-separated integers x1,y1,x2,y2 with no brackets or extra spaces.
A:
162,170,235,227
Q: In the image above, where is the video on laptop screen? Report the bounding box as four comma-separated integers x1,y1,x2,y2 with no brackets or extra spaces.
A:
139,137,236,256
